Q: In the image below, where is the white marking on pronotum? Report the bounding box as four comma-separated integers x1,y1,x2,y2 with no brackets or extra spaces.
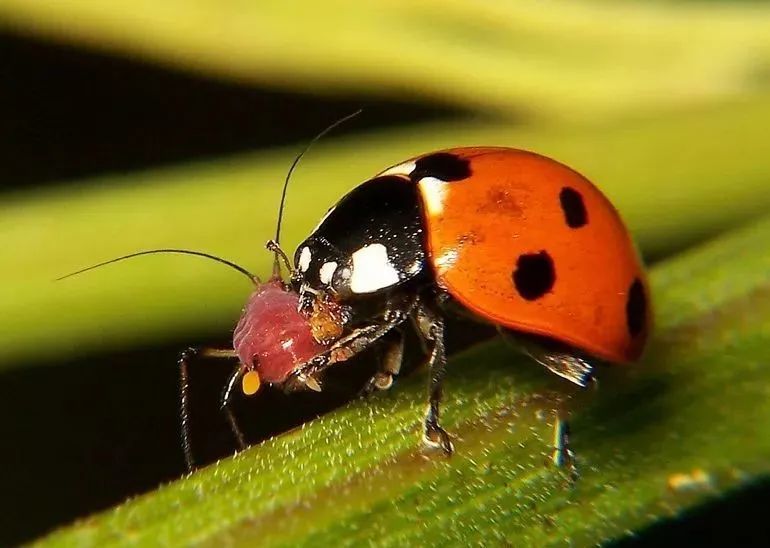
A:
349,243,400,294
319,261,338,285
418,177,447,216
379,160,416,178
298,247,312,272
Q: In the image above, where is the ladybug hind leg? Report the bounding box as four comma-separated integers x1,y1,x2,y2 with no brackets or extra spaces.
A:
499,329,595,388
498,330,589,481
526,348,594,388
552,416,579,484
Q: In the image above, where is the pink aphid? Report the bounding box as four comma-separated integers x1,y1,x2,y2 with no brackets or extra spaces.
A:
58,249,330,395
233,279,326,386
59,111,360,469
58,249,336,469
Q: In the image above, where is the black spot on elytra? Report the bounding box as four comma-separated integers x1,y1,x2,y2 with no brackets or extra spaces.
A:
559,186,588,228
410,152,471,183
513,251,555,300
626,278,646,337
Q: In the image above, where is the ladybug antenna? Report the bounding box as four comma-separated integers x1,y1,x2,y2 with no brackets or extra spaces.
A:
272,109,362,278
57,249,260,286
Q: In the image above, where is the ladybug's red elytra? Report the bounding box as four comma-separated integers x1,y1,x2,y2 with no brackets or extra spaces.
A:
283,147,651,453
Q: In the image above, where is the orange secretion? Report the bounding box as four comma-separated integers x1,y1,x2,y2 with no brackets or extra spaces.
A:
241,370,261,395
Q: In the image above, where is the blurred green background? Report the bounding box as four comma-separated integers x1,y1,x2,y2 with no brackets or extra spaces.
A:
1,0,770,545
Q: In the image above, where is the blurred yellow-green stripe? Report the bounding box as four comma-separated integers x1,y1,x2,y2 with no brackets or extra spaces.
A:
1,0,769,121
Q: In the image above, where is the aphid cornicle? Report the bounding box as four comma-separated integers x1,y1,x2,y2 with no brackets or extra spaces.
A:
280,147,651,454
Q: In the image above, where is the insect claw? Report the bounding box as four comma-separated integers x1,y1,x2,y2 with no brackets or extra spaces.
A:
304,375,322,392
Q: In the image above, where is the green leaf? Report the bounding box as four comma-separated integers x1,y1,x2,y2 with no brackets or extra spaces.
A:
1,0,769,120
3,97,770,369
36,208,770,546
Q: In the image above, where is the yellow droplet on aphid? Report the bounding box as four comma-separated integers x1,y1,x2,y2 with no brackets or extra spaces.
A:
242,370,261,395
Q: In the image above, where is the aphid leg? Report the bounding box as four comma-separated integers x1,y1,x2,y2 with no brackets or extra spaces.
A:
361,327,405,396
178,346,238,472
415,302,453,455
220,366,248,451
287,304,414,391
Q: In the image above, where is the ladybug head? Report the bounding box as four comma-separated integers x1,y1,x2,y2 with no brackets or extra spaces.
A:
291,236,355,311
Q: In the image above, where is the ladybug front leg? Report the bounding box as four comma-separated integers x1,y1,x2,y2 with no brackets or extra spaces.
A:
286,305,414,391
415,301,454,455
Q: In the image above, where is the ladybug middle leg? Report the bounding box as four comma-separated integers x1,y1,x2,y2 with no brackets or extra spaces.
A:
414,299,454,455
361,327,405,395
500,329,595,388
286,296,417,391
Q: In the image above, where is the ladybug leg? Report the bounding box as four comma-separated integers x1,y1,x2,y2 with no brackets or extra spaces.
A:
552,416,579,483
499,331,591,481
178,346,238,471
415,301,454,455
530,349,594,388
361,328,405,395
287,303,415,391
500,329,595,388
409,315,431,355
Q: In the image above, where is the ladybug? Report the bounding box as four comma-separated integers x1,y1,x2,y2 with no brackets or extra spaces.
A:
281,147,651,453
61,142,650,467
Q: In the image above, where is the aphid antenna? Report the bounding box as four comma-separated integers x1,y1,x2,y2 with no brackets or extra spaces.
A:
271,109,363,279
57,249,260,286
